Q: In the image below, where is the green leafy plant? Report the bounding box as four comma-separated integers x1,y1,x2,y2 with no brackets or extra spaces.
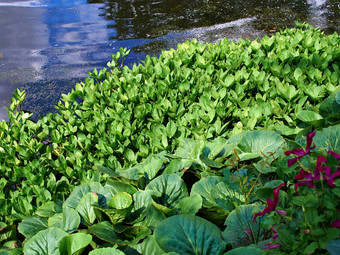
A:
0,23,339,254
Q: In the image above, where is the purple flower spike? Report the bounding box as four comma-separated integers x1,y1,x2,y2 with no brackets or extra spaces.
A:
273,183,285,203
270,227,279,240
277,209,287,216
285,131,316,167
253,183,285,222
263,243,281,250
305,131,316,153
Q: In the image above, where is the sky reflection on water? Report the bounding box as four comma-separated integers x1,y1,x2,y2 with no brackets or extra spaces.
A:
0,0,339,120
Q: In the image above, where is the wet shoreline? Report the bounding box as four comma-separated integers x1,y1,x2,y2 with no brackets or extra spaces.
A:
0,0,339,120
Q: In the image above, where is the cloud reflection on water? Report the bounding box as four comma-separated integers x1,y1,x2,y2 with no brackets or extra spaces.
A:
0,0,339,120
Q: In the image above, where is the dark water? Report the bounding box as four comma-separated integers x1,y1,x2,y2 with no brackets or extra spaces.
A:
0,0,339,120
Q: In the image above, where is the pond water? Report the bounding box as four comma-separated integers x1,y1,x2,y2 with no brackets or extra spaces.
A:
0,0,339,120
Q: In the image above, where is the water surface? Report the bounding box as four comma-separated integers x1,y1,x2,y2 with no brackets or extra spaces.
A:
0,0,339,120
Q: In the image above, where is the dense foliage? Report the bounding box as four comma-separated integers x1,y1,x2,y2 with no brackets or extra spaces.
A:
0,23,339,254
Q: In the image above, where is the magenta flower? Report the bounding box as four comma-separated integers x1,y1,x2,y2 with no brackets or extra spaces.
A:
331,219,340,228
263,228,281,250
285,131,316,167
328,150,340,160
295,169,314,192
324,166,340,187
270,227,278,240
294,156,328,192
295,155,340,191
263,243,281,250
332,210,340,238
328,150,340,171
253,183,285,222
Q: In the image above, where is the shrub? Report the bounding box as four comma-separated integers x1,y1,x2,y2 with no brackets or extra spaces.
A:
0,23,339,229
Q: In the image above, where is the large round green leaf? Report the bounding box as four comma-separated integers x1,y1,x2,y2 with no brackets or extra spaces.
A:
104,181,137,195
115,153,166,180
222,204,270,248
18,216,48,239
224,246,263,255
173,194,203,215
163,159,194,174
154,215,225,255
23,227,68,255
236,130,285,161
211,182,244,210
320,92,340,120
145,174,188,208
190,176,223,207
48,207,80,233
75,192,98,226
174,139,205,160
129,190,164,225
326,239,340,255
88,247,125,255
313,124,340,152
63,182,110,209
58,233,92,255
128,235,165,255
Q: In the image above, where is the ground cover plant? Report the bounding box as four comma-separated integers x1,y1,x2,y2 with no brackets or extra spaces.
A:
0,23,339,254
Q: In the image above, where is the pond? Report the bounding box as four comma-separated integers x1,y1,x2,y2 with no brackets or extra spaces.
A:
0,0,339,120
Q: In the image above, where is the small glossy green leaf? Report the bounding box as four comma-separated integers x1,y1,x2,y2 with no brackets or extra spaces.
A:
35,201,56,218
0,225,16,243
297,110,324,127
108,192,132,209
142,158,163,180
89,221,151,245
